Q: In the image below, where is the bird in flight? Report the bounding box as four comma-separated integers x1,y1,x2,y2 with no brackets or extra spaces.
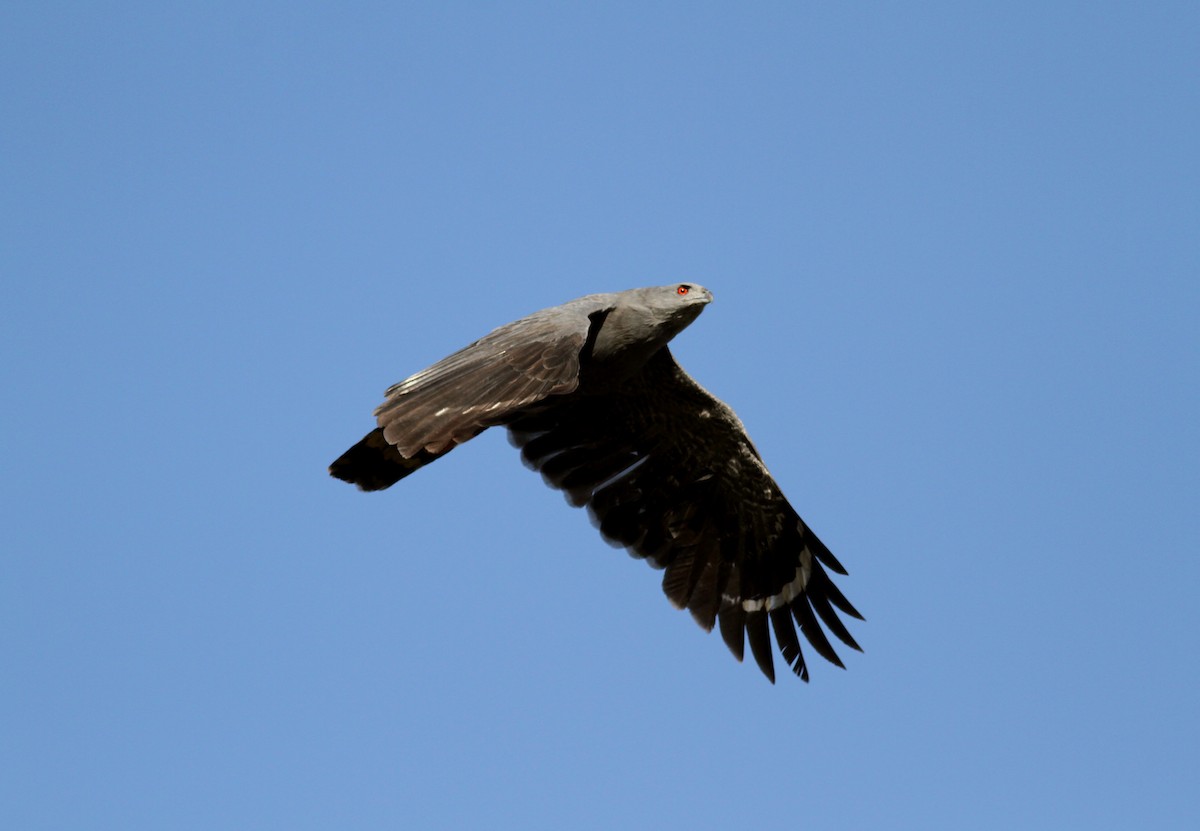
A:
330,284,862,682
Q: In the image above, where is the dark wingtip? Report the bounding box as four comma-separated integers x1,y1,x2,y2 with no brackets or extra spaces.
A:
746,611,776,683
718,605,746,663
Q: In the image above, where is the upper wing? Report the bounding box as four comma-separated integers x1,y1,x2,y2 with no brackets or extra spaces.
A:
507,347,862,683
375,302,606,457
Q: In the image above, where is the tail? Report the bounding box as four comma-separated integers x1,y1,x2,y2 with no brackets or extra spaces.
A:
329,427,450,491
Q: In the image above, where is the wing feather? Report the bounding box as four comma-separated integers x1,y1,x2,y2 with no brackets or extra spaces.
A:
791,595,844,669
508,346,860,682
375,305,599,456
770,606,808,682
718,600,746,663
745,610,776,683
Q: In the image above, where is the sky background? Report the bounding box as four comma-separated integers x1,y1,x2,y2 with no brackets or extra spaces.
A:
3,2,1197,829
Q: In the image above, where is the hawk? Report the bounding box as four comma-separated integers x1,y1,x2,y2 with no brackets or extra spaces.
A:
330,284,862,682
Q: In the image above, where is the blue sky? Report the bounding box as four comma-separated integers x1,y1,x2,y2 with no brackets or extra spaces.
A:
3,2,1197,828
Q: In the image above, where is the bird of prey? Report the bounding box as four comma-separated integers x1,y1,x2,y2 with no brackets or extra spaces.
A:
330,284,862,683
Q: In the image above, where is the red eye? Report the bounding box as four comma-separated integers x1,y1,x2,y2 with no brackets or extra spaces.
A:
677,285,690,295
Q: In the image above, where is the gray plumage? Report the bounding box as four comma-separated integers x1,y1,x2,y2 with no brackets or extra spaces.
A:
330,284,862,683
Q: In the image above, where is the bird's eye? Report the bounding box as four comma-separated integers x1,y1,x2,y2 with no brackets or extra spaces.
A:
677,285,690,295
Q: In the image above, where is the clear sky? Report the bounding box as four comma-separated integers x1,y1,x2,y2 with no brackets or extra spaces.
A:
3,2,1197,829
